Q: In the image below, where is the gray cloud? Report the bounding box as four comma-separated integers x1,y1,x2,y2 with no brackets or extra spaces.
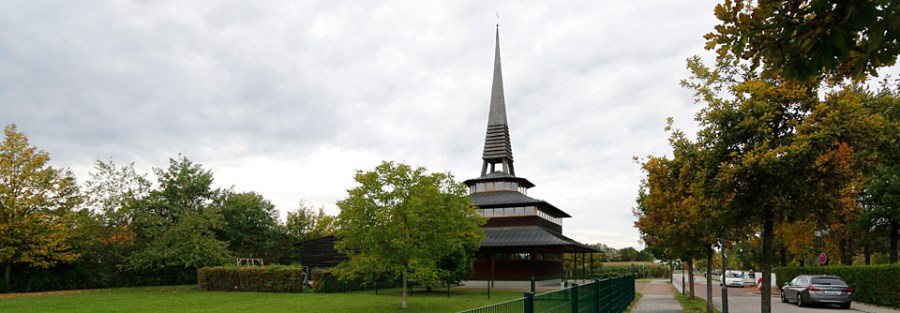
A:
1,0,781,249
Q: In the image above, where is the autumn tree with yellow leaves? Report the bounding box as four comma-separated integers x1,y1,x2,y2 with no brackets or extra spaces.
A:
0,124,81,289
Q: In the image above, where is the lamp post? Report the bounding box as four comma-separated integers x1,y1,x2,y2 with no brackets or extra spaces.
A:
815,228,827,274
720,240,729,313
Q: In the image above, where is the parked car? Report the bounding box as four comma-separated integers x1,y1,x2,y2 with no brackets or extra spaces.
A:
722,270,744,287
781,275,853,309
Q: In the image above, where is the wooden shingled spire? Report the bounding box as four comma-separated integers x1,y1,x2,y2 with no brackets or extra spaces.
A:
481,25,515,177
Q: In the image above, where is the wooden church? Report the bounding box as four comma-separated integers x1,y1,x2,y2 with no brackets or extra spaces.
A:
297,25,598,284
466,25,598,282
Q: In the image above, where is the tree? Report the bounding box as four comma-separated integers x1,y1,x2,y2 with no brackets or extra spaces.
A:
333,161,485,309
681,55,888,312
706,0,900,80
285,201,336,242
863,82,900,263
0,124,81,288
83,159,151,250
127,155,231,274
635,118,725,303
77,159,152,286
219,192,282,260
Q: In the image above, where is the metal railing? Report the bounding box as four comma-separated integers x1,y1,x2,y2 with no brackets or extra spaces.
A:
459,275,635,313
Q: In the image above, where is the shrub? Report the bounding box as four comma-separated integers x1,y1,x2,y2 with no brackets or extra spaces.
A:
198,265,306,292
309,268,402,293
593,263,671,279
774,264,900,308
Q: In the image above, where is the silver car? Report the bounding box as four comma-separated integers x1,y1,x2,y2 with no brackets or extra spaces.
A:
781,275,853,309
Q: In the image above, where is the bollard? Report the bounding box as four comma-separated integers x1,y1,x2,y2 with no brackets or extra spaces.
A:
530,276,536,294
571,283,579,313
524,292,535,313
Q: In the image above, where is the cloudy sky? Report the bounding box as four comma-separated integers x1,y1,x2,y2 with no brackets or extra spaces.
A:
2,1,747,249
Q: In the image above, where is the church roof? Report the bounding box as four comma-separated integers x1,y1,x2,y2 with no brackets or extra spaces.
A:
470,191,571,218
463,171,535,188
481,226,598,252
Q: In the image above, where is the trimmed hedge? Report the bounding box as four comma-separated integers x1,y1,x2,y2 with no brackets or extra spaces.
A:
198,265,306,292
774,264,900,308
309,268,402,293
593,263,671,279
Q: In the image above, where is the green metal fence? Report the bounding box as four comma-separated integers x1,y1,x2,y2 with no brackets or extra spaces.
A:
459,275,635,313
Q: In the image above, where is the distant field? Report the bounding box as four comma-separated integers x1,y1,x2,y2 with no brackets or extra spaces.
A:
0,285,523,313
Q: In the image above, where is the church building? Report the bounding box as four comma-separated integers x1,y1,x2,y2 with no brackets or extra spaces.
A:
465,25,598,282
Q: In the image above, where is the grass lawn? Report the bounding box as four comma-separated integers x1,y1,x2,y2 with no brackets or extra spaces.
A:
673,288,721,313
0,285,524,313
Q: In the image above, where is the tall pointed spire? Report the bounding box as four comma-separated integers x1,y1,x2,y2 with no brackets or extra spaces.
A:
481,24,515,176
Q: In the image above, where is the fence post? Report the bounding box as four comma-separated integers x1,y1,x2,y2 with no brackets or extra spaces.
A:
572,283,579,313
524,292,535,313
594,279,601,313
530,276,536,294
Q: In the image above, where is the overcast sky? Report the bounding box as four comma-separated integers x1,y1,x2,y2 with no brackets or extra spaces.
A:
1,1,760,249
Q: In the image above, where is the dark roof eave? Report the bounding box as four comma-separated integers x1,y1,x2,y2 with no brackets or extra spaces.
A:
463,175,535,188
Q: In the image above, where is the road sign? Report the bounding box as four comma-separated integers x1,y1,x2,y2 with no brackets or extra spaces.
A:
818,253,827,265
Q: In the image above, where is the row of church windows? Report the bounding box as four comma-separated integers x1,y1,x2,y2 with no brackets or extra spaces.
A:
478,206,562,225
471,181,528,194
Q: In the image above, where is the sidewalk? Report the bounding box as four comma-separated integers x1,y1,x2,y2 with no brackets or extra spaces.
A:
633,279,682,313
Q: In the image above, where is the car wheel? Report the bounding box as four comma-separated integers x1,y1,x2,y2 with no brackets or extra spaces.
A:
781,291,787,303
840,303,851,310
797,294,804,307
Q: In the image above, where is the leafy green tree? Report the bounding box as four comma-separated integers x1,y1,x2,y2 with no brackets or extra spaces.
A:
219,192,281,261
333,161,485,309
707,0,900,80
128,155,231,274
83,159,151,249
863,82,900,263
285,201,336,242
680,55,888,312
0,124,81,288
75,159,152,286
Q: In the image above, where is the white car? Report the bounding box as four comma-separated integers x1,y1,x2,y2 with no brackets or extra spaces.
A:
723,270,745,287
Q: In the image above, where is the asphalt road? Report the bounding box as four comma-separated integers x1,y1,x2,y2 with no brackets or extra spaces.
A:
672,273,899,313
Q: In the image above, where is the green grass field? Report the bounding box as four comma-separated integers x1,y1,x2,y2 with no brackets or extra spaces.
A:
0,285,524,313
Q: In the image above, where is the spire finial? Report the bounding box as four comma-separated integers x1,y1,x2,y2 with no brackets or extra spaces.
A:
495,12,500,27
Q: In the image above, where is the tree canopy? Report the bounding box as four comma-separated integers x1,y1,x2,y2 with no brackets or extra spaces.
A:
0,124,81,288
707,0,900,80
333,161,485,309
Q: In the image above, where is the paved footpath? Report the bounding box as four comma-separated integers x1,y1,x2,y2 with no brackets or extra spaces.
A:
633,279,683,313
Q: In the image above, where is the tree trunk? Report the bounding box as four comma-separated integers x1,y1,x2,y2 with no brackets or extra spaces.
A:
844,238,854,265
706,246,714,313
779,246,787,266
891,221,899,264
3,263,10,289
864,243,872,265
402,271,408,309
688,259,695,299
761,214,774,313
670,261,674,284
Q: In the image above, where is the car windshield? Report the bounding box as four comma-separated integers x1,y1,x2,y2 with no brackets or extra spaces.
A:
811,277,846,286
726,272,742,278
